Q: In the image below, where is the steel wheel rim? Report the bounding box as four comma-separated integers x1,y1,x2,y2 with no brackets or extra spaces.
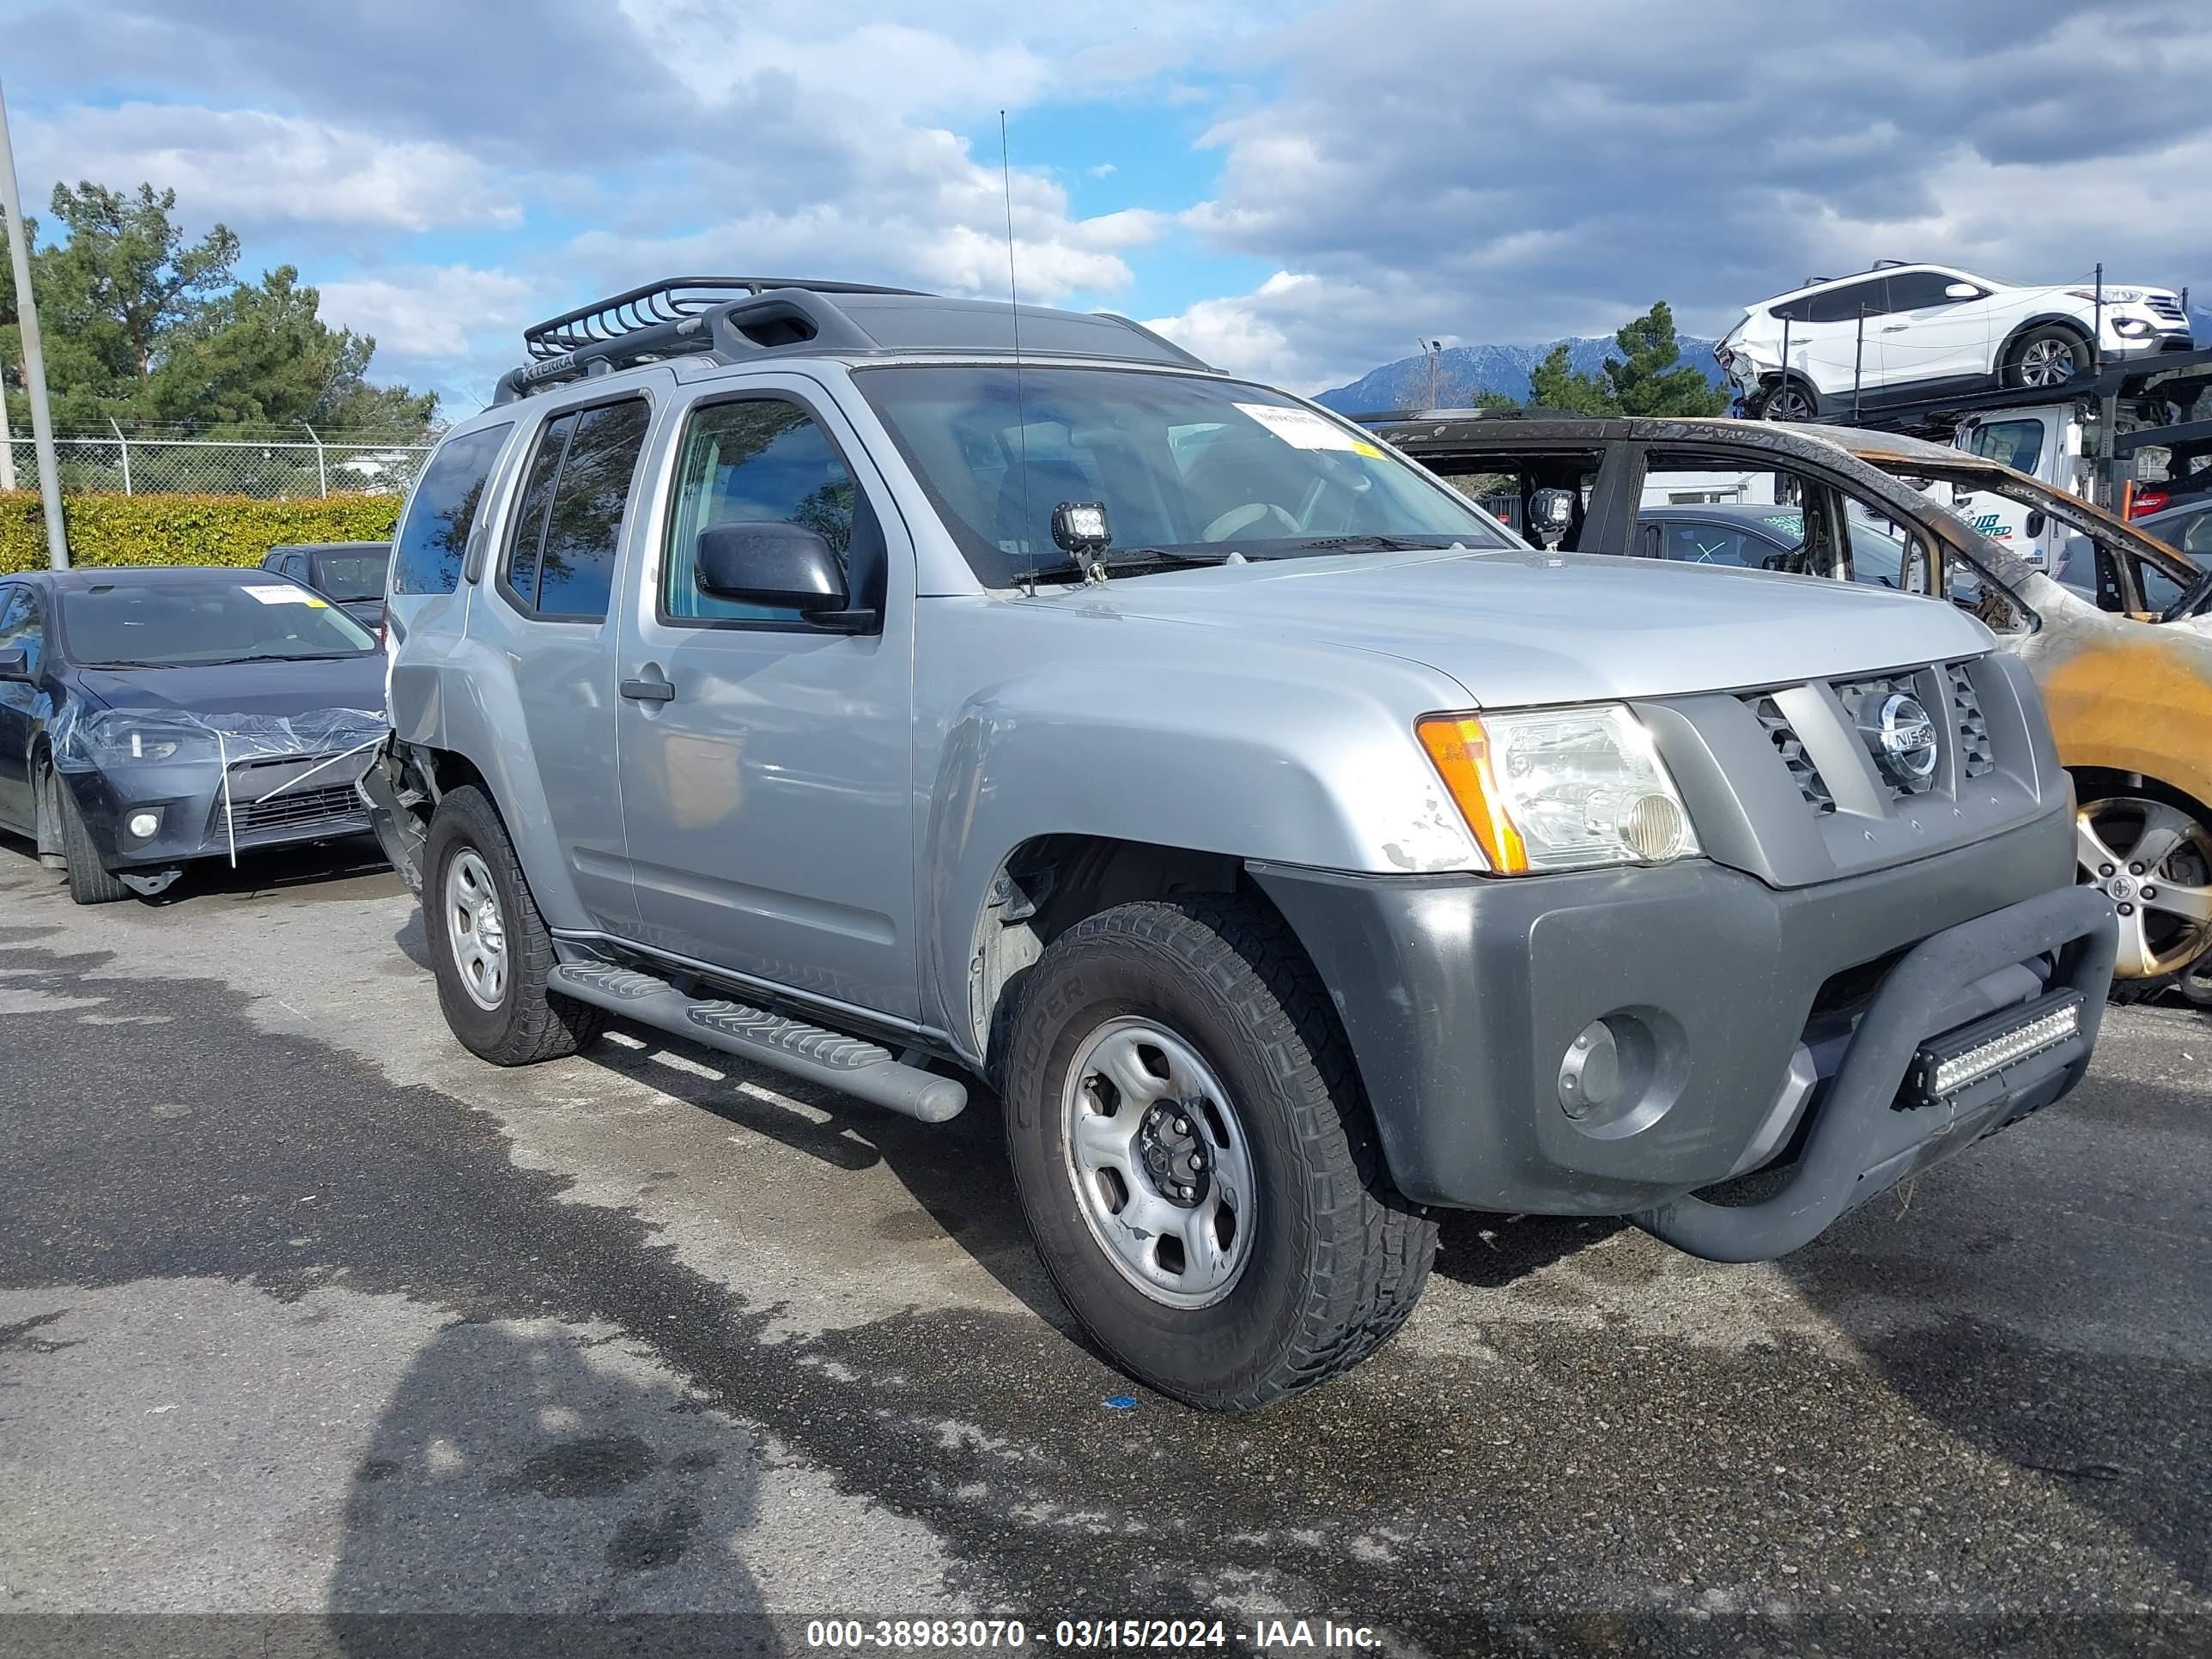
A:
1060,1016,1256,1310
2020,337,2078,387
2076,798,2212,980
444,848,509,1011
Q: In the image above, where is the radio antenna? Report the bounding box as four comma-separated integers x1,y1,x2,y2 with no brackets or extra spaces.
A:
1000,109,1036,598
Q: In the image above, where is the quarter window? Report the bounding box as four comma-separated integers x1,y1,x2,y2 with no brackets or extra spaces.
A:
392,423,511,595
504,399,652,621
662,398,857,623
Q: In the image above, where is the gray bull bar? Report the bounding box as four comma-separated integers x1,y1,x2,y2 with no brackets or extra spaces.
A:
1636,883,2118,1263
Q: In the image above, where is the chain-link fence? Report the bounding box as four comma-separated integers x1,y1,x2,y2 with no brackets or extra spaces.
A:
1,432,434,499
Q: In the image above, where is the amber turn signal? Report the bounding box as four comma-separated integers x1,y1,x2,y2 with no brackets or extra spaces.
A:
1416,714,1529,875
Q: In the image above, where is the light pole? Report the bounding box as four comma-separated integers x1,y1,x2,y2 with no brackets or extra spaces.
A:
0,80,68,567
1419,338,1443,410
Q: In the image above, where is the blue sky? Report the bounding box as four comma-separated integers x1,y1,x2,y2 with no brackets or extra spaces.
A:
4,0,2209,420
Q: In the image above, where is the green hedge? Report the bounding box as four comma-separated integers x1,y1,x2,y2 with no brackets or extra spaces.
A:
0,490,403,574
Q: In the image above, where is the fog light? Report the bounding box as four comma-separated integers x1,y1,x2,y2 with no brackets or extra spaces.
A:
1619,793,1691,861
1557,1020,1620,1118
126,810,161,840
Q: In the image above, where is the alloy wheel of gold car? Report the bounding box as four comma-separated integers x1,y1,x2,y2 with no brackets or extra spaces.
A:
2076,796,2212,981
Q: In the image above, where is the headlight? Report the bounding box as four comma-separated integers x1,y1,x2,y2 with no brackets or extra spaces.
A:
2067,287,2144,304
1417,704,1701,873
127,728,182,761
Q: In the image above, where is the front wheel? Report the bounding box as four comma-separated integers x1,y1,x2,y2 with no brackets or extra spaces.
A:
423,784,603,1064
1003,896,1437,1411
48,768,130,906
2006,325,2089,390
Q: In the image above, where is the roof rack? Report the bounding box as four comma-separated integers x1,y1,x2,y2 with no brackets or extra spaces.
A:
520,276,921,362
492,275,1211,403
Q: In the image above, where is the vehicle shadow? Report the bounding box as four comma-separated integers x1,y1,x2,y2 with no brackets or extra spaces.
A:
0,823,394,908
327,1318,782,1655
1430,1210,1629,1289
390,914,1071,1338
1773,1069,2212,1593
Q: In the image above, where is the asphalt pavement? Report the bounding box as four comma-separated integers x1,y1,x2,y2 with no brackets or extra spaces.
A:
1,835,2208,1657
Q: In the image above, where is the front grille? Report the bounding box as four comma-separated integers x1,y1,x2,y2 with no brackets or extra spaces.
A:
224,784,364,835
1948,664,1995,779
1835,675,1937,800
1745,695,1836,815
2148,297,2186,322
1744,659,2001,817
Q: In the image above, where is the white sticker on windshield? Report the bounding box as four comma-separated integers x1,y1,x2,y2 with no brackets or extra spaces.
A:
1233,403,1382,457
243,585,318,605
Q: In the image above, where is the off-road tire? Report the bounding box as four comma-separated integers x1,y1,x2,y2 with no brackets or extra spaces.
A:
50,768,130,906
1004,896,1437,1411
2004,324,2091,390
423,784,603,1065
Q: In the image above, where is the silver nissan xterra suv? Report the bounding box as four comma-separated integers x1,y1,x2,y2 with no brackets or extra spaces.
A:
364,276,2116,1411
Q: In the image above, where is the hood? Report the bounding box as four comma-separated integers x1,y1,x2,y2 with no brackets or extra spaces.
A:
72,653,387,720
1060,550,1992,707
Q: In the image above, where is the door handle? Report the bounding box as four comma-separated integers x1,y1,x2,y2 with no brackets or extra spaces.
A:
620,664,676,703
1880,325,1908,332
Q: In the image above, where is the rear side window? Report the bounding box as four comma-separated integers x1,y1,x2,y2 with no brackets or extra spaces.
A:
392,423,511,594
503,399,653,621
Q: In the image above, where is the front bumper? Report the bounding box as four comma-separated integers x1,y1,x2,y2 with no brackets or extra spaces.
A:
1251,807,2114,1260
63,750,376,870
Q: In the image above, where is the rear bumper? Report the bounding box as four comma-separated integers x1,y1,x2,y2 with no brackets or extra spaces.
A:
1251,805,2113,1257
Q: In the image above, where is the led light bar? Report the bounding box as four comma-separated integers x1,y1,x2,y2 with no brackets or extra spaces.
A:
1902,989,2086,1111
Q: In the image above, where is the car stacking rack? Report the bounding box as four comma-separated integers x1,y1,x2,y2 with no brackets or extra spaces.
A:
493,274,1208,403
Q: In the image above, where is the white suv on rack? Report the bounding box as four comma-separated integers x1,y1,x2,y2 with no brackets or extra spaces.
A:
1717,261,2191,420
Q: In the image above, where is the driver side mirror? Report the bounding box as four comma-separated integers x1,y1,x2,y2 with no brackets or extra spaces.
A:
694,522,872,630
1944,283,1980,300
0,647,28,682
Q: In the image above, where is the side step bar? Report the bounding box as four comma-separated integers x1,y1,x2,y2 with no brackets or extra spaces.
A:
546,963,967,1124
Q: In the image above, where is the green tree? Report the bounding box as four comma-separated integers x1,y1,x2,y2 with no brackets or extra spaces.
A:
0,180,435,435
1527,343,1616,415
1603,300,1729,416
1522,301,1729,417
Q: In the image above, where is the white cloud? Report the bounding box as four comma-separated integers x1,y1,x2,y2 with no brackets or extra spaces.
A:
1087,163,1117,179
318,266,539,361
17,104,520,235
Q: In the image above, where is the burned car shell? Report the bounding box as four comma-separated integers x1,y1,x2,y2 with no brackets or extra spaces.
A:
1369,412,2212,984
0,568,386,894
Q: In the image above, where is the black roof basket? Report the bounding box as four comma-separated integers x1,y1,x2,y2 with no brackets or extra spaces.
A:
520,276,921,362
492,273,1212,403
495,276,930,402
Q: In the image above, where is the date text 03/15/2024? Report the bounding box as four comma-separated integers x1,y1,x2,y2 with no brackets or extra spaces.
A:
803,1618,1383,1650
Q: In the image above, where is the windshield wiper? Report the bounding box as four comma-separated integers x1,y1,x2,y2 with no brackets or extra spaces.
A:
1276,534,1474,553
1020,546,1243,584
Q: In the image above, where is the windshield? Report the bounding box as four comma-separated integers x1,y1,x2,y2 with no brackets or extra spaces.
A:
854,365,1516,586
311,551,388,602
60,577,379,667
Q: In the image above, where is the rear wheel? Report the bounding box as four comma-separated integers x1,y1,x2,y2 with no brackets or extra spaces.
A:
1003,896,1437,1411
2006,325,2090,390
423,784,603,1064
49,769,130,906
1752,378,1818,422
2076,791,2212,1003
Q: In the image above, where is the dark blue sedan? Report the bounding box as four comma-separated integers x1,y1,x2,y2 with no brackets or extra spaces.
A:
0,566,386,903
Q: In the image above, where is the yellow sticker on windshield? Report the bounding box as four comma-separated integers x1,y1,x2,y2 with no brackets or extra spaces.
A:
304,597,328,607
1351,440,1384,459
